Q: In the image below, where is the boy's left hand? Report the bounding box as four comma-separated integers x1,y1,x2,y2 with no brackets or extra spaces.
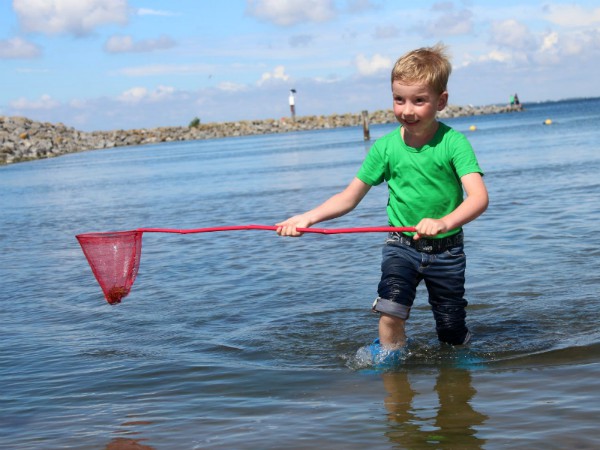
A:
414,218,448,240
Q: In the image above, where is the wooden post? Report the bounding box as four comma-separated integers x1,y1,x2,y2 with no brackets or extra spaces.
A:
362,110,370,141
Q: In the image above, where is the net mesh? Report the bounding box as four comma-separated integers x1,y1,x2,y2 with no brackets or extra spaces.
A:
76,231,143,304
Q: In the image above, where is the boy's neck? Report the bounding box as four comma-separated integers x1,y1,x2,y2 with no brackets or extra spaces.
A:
401,120,440,148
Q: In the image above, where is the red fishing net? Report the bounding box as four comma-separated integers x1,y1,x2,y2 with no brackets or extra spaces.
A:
76,225,417,305
76,231,142,304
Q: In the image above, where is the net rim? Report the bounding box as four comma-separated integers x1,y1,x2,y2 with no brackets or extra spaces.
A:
76,230,140,241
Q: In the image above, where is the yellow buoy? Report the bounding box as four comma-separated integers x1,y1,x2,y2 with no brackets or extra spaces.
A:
469,125,477,131
544,119,552,125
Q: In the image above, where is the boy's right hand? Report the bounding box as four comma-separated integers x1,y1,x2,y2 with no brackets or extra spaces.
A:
276,215,312,237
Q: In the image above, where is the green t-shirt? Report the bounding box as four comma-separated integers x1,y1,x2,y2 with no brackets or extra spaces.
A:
356,122,483,238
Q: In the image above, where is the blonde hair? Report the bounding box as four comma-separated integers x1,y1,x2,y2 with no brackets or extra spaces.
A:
391,43,452,94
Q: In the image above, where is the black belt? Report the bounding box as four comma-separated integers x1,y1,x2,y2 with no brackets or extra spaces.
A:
388,231,463,253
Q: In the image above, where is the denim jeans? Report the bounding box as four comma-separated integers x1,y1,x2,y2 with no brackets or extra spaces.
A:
373,234,469,345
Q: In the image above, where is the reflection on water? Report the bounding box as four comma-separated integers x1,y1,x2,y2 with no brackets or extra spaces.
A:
382,368,487,449
105,438,155,450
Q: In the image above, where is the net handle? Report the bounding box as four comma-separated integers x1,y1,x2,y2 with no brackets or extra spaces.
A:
136,225,417,235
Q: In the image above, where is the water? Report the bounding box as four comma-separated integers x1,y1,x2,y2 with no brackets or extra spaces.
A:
1,98,599,449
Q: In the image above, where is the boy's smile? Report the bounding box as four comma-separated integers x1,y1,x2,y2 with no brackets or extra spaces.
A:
391,81,448,147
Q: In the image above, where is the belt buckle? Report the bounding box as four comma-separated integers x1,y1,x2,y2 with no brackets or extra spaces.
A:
420,244,434,252
417,239,434,252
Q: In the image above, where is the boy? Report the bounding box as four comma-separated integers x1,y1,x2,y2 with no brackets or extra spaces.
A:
276,44,488,354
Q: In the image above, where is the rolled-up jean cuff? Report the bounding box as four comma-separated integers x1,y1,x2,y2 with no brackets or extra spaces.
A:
372,297,411,320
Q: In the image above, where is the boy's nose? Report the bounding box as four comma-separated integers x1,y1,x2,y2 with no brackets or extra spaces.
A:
402,103,415,117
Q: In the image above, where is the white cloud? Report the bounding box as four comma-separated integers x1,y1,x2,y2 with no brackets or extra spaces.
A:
423,4,473,37
115,64,213,77
13,0,128,36
118,87,148,103
258,65,290,85
489,19,536,51
477,50,513,64
136,8,178,17
10,94,60,110
0,37,41,59
373,25,399,40
355,53,391,76
555,32,589,57
150,85,176,101
543,4,600,28
313,76,341,84
104,35,176,53
246,0,336,26
535,28,600,64
69,99,88,109
217,82,248,92
117,86,178,104
485,15,600,68
289,34,313,47
345,0,376,14
540,32,559,53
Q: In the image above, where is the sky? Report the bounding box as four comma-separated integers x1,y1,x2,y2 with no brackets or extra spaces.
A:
1,0,599,131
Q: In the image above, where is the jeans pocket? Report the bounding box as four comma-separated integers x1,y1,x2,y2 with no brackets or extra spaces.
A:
444,244,465,258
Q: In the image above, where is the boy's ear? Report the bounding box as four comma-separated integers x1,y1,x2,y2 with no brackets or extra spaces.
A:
437,91,448,111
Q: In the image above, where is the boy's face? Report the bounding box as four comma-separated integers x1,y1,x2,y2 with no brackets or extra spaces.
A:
391,80,448,141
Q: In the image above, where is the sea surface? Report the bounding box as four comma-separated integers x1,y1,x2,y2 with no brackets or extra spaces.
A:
1,98,599,449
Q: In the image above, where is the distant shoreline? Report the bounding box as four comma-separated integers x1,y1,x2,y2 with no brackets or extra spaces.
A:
1,104,522,166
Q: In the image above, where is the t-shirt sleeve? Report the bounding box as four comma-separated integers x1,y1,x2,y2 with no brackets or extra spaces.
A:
451,133,484,178
356,142,386,186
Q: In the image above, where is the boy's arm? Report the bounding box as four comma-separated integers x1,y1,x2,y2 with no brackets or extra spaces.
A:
276,177,372,236
414,172,489,239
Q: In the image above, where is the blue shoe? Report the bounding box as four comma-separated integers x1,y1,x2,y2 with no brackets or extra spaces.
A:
453,348,486,369
366,338,405,369
452,332,486,369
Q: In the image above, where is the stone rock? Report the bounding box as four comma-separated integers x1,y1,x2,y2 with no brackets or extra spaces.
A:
0,104,523,165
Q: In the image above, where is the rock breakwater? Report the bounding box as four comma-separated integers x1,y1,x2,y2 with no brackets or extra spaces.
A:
1,104,521,165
